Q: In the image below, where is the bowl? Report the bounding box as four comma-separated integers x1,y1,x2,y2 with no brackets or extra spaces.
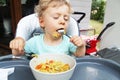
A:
29,54,76,80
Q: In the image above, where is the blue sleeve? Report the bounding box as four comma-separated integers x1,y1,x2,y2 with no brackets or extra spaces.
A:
69,42,77,55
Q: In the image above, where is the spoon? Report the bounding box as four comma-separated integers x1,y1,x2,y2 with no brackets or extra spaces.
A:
57,29,71,38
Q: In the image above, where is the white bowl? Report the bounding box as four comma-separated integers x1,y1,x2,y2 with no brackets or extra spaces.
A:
29,54,76,80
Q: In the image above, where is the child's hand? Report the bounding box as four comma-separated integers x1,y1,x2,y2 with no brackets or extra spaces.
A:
12,49,25,56
9,37,25,55
70,36,86,57
70,36,84,47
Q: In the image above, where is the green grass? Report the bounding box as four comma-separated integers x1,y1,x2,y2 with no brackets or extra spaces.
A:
90,19,103,35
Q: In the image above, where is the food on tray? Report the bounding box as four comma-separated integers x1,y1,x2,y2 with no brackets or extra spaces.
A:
35,60,70,73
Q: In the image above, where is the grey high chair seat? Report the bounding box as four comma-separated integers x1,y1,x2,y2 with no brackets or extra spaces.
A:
15,12,85,41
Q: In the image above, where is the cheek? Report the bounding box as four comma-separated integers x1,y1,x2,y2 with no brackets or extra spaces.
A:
44,22,56,32
45,20,57,29
65,22,69,28
44,17,55,26
45,22,55,29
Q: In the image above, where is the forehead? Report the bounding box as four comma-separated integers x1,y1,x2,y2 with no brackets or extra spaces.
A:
45,5,70,15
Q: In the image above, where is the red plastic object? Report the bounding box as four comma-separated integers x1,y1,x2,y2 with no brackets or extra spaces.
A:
81,35,98,55
86,39,98,55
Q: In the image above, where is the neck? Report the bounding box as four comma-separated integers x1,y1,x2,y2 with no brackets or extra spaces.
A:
43,34,63,46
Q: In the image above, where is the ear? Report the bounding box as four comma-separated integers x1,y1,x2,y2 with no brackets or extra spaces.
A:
39,17,45,28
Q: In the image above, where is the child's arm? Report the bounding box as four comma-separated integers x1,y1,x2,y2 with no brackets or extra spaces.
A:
70,36,86,57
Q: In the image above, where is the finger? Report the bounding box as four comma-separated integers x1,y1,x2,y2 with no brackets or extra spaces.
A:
18,44,24,52
19,50,25,55
70,36,79,43
14,40,20,50
70,37,83,46
12,49,25,56
10,40,16,49
18,40,25,51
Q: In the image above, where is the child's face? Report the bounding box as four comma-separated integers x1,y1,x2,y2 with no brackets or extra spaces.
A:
40,5,70,39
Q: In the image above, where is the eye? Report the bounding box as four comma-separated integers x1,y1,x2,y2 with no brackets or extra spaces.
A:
53,17,59,19
53,15,59,19
64,16,69,21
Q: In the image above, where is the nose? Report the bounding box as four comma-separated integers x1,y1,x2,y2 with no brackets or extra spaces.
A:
59,17,65,25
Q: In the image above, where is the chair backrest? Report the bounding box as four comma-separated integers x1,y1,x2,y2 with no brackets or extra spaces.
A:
73,12,86,23
67,17,80,36
67,12,86,36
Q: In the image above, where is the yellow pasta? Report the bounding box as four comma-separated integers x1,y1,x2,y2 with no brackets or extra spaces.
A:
35,60,70,73
52,32,61,38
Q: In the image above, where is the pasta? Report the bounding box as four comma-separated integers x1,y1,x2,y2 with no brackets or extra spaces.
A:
35,60,70,73
52,32,61,38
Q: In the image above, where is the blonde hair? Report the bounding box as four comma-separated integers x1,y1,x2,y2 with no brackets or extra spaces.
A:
35,0,73,17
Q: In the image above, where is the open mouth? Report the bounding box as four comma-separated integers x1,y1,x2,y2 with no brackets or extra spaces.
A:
57,28,65,35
